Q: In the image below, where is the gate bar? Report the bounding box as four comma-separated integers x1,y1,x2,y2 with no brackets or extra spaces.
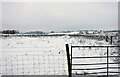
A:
71,46,120,48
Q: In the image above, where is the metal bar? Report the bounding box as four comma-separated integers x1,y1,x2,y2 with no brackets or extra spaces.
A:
72,67,107,70
72,56,120,59
76,72,120,75
66,44,71,77
71,46,120,48
72,56,107,58
108,67,120,69
105,71,120,73
72,62,120,65
72,67,120,70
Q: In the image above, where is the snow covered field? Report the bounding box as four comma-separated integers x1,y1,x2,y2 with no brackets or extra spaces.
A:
0,35,119,76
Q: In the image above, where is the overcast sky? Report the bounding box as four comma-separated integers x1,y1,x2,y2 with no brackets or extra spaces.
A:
2,2,118,32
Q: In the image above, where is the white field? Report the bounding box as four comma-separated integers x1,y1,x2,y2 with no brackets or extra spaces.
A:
0,35,119,76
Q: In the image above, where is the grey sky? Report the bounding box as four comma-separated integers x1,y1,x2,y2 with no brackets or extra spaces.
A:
0,2,2,30
2,2,118,32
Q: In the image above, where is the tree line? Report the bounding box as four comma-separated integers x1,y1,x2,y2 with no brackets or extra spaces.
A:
0,30,19,34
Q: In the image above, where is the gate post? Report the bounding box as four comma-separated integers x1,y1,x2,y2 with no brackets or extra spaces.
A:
66,44,71,77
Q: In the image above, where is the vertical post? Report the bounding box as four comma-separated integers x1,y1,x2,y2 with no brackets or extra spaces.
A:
71,46,72,76
110,36,113,44
107,47,109,77
66,44,71,77
106,36,108,42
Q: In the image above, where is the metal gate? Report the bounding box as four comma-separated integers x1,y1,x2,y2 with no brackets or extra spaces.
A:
66,44,120,77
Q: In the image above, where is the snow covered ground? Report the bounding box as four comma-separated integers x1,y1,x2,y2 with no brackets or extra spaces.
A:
0,35,119,76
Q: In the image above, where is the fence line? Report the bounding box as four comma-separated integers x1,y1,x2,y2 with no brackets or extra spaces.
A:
2,44,120,77
2,48,68,76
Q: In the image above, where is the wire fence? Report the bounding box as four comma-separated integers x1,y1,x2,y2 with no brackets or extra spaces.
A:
1,45,120,77
1,48,68,76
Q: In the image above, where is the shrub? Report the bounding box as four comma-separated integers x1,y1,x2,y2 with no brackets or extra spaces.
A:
1,30,19,34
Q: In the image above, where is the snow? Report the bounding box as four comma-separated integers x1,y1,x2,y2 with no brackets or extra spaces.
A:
48,32,79,35
0,35,119,76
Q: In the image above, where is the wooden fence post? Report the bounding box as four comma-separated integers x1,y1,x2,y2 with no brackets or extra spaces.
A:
110,36,113,44
66,44,71,77
106,36,109,42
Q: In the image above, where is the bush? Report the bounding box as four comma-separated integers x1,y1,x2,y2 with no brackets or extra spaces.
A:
1,30,19,34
